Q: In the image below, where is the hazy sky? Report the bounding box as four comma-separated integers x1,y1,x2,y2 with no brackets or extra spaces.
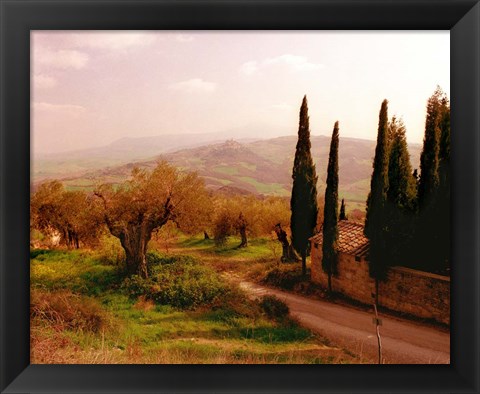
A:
32,31,449,155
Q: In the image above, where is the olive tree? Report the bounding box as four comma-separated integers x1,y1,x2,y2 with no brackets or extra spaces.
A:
31,180,102,248
94,162,210,278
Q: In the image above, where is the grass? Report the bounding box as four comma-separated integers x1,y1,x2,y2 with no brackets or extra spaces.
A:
239,162,257,171
176,236,279,278
31,245,357,364
214,165,238,176
179,235,272,258
202,176,233,186
31,249,123,296
238,177,289,196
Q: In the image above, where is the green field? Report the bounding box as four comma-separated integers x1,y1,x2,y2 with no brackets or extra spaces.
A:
214,165,238,176
238,177,289,196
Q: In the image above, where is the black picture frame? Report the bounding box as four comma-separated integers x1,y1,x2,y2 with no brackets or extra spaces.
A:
1,1,479,393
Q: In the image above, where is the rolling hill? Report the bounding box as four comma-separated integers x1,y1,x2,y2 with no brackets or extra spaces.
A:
32,123,292,180
33,135,422,213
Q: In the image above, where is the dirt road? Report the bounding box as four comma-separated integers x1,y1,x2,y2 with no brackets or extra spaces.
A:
240,281,450,364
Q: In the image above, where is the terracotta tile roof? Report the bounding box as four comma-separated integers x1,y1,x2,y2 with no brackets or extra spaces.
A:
311,220,369,258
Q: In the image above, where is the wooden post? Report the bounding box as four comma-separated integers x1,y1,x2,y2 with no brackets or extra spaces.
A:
372,299,383,364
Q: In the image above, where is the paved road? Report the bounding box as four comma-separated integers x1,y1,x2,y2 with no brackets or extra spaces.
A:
240,281,450,364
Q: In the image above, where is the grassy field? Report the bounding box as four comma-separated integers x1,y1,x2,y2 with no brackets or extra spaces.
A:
30,240,358,364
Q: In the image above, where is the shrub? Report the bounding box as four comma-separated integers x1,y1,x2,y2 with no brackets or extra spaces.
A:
214,211,234,246
204,286,262,324
146,251,168,266
259,295,289,322
122,255,232,310
31,289,109,333
96,234,125,266
263,267,305,290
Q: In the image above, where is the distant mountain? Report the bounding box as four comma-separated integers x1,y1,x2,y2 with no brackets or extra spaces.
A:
39,135,421,213
33,123,293,180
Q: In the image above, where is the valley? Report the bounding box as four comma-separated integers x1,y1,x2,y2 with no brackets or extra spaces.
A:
33,134,421,214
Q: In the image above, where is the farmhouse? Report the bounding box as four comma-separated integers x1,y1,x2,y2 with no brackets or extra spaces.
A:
310,220,450,325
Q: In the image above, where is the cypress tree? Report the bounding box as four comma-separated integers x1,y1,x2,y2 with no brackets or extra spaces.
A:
436,96,451,271
290,95,318,276
387,117,416,211
418,87,442,209
417,87,449,272
385,117,416,266
439,96,450,164
412,169,419,184
339,198,347,221
365,99,390,284
322,121,340,293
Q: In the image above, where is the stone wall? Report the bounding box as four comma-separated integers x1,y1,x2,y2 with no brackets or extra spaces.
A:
311,244,450,325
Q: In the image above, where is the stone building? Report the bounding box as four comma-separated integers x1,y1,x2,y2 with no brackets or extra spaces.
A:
310,220,450,325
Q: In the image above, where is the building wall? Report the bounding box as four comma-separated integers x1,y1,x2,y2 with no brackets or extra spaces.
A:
311,244,450,325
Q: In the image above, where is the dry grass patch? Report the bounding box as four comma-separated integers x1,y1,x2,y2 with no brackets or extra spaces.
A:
31,289,110,333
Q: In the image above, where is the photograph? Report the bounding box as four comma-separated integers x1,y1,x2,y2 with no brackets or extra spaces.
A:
30,30,450,365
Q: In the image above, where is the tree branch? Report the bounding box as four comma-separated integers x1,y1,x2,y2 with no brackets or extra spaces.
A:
93,191,123,238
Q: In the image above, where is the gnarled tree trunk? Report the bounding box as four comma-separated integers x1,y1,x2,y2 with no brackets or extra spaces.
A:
274,224,299,263
119,223,152,278
94,182,174,279
237,213,248,248
238,227,248,248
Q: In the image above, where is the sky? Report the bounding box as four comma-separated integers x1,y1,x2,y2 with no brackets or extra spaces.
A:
32,31,450,155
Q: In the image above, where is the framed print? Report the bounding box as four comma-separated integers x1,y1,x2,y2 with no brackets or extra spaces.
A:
1,0,479,393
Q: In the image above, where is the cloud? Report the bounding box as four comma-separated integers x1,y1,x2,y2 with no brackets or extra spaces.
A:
175,34,194,43
35,47,89,70
240,61,259,76
33,74,57,89
33,102,86,116
70,32,157,51
241,54,324,75
169,78,216,93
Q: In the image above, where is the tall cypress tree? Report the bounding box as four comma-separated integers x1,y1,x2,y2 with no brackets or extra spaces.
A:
385,117,416,266
436,95,451,271
439,96,450,165
417,87,448,272
291,95,318,276
387,117,416,211
418,87,442,209
322,121,340,293
365,99,390,283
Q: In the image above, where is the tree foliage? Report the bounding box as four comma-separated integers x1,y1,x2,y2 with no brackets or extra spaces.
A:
290,95,318,275
31,180,103,248
362,89,450,276
322,122,340,292
436,94,451,271
385,117,417,266
418,87,443,209
416,87,450,272
212,195,290,248
364,99,390,280
95,161,210,278
387,117,417,211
